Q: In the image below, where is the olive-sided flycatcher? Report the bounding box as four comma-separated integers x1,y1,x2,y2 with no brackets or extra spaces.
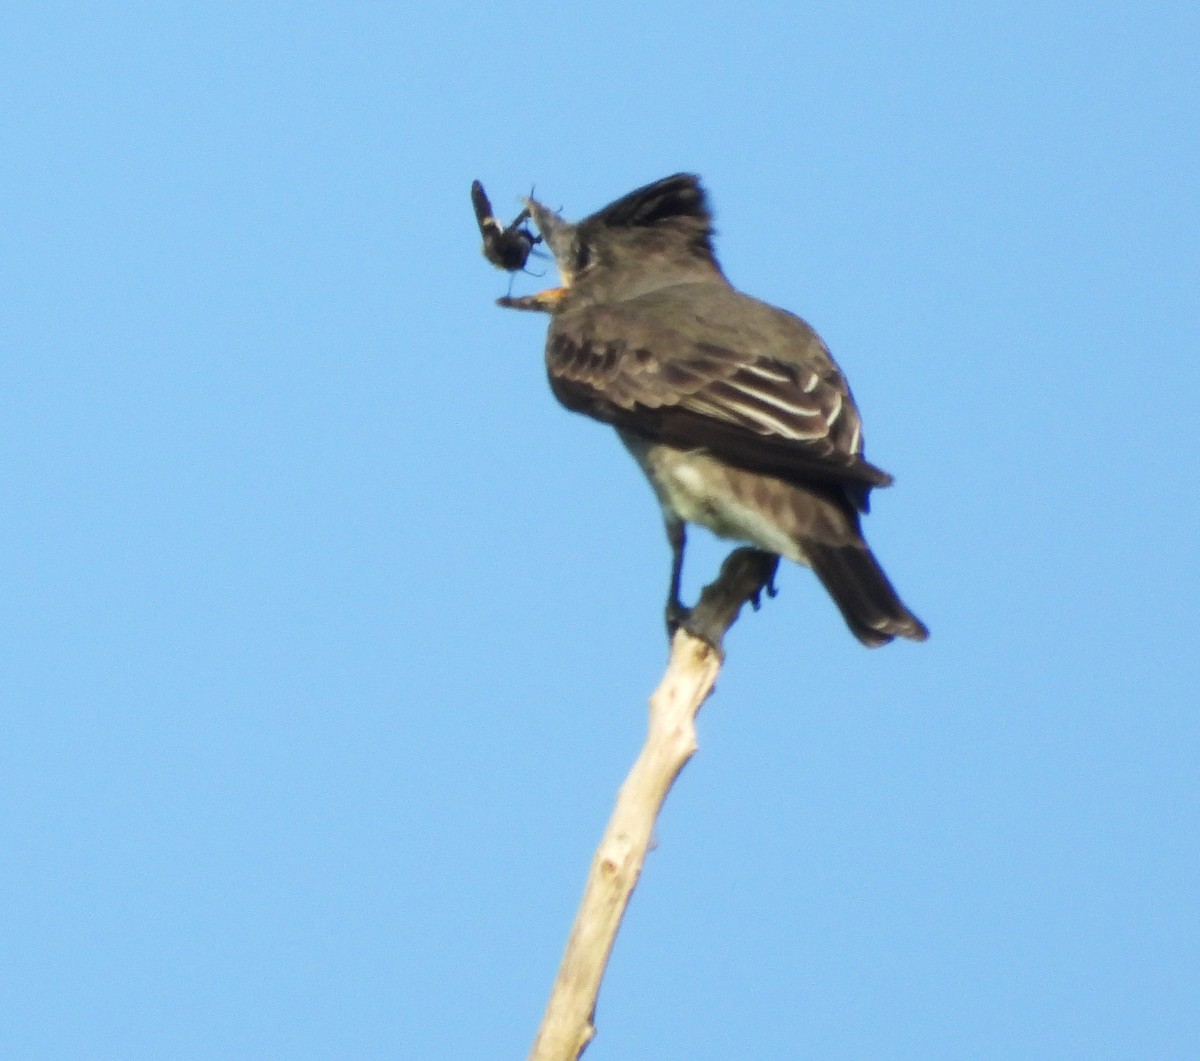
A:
500,174,927,647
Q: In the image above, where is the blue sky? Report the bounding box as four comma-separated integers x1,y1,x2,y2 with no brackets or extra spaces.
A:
3,4,1197,1058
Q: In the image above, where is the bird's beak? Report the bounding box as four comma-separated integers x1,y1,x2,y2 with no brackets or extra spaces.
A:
496,286,567,313
495,196,577,313
526,197,577,304
525,198,574,265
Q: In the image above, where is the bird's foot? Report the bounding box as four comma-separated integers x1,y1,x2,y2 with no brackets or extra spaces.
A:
750,556,781,611
668,598,727,651
665,598,690,640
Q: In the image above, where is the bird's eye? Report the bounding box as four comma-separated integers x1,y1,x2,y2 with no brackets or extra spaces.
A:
573,241,592,272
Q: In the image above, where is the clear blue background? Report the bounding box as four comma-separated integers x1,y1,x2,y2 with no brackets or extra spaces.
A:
4,4,1197,1058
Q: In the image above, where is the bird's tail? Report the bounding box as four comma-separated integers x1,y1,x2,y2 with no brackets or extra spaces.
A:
804,540,929,648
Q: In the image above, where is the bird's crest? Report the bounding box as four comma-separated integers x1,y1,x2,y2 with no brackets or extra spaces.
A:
587,173,711,230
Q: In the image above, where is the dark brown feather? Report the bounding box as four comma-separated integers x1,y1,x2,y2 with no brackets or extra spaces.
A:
546,325,892,509
803,539,930,647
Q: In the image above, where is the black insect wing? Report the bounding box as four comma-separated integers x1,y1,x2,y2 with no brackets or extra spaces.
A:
471,180,541,273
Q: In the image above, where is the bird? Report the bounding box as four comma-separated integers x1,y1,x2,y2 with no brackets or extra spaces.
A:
497,173,928,648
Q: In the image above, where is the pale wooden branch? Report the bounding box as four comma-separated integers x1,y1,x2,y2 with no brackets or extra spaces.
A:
528,548,779,1061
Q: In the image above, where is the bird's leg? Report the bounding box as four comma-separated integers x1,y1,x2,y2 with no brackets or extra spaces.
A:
664,518,688,637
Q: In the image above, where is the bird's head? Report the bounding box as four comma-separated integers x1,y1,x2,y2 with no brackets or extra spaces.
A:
512,174,724,312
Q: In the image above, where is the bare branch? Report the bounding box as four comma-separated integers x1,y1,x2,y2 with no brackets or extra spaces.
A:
528,548,778,1060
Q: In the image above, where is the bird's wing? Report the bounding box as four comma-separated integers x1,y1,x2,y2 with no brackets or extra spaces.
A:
546,303,893,500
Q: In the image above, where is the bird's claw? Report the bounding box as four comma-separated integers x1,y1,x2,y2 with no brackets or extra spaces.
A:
749,559,780,611
665,598,690,639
